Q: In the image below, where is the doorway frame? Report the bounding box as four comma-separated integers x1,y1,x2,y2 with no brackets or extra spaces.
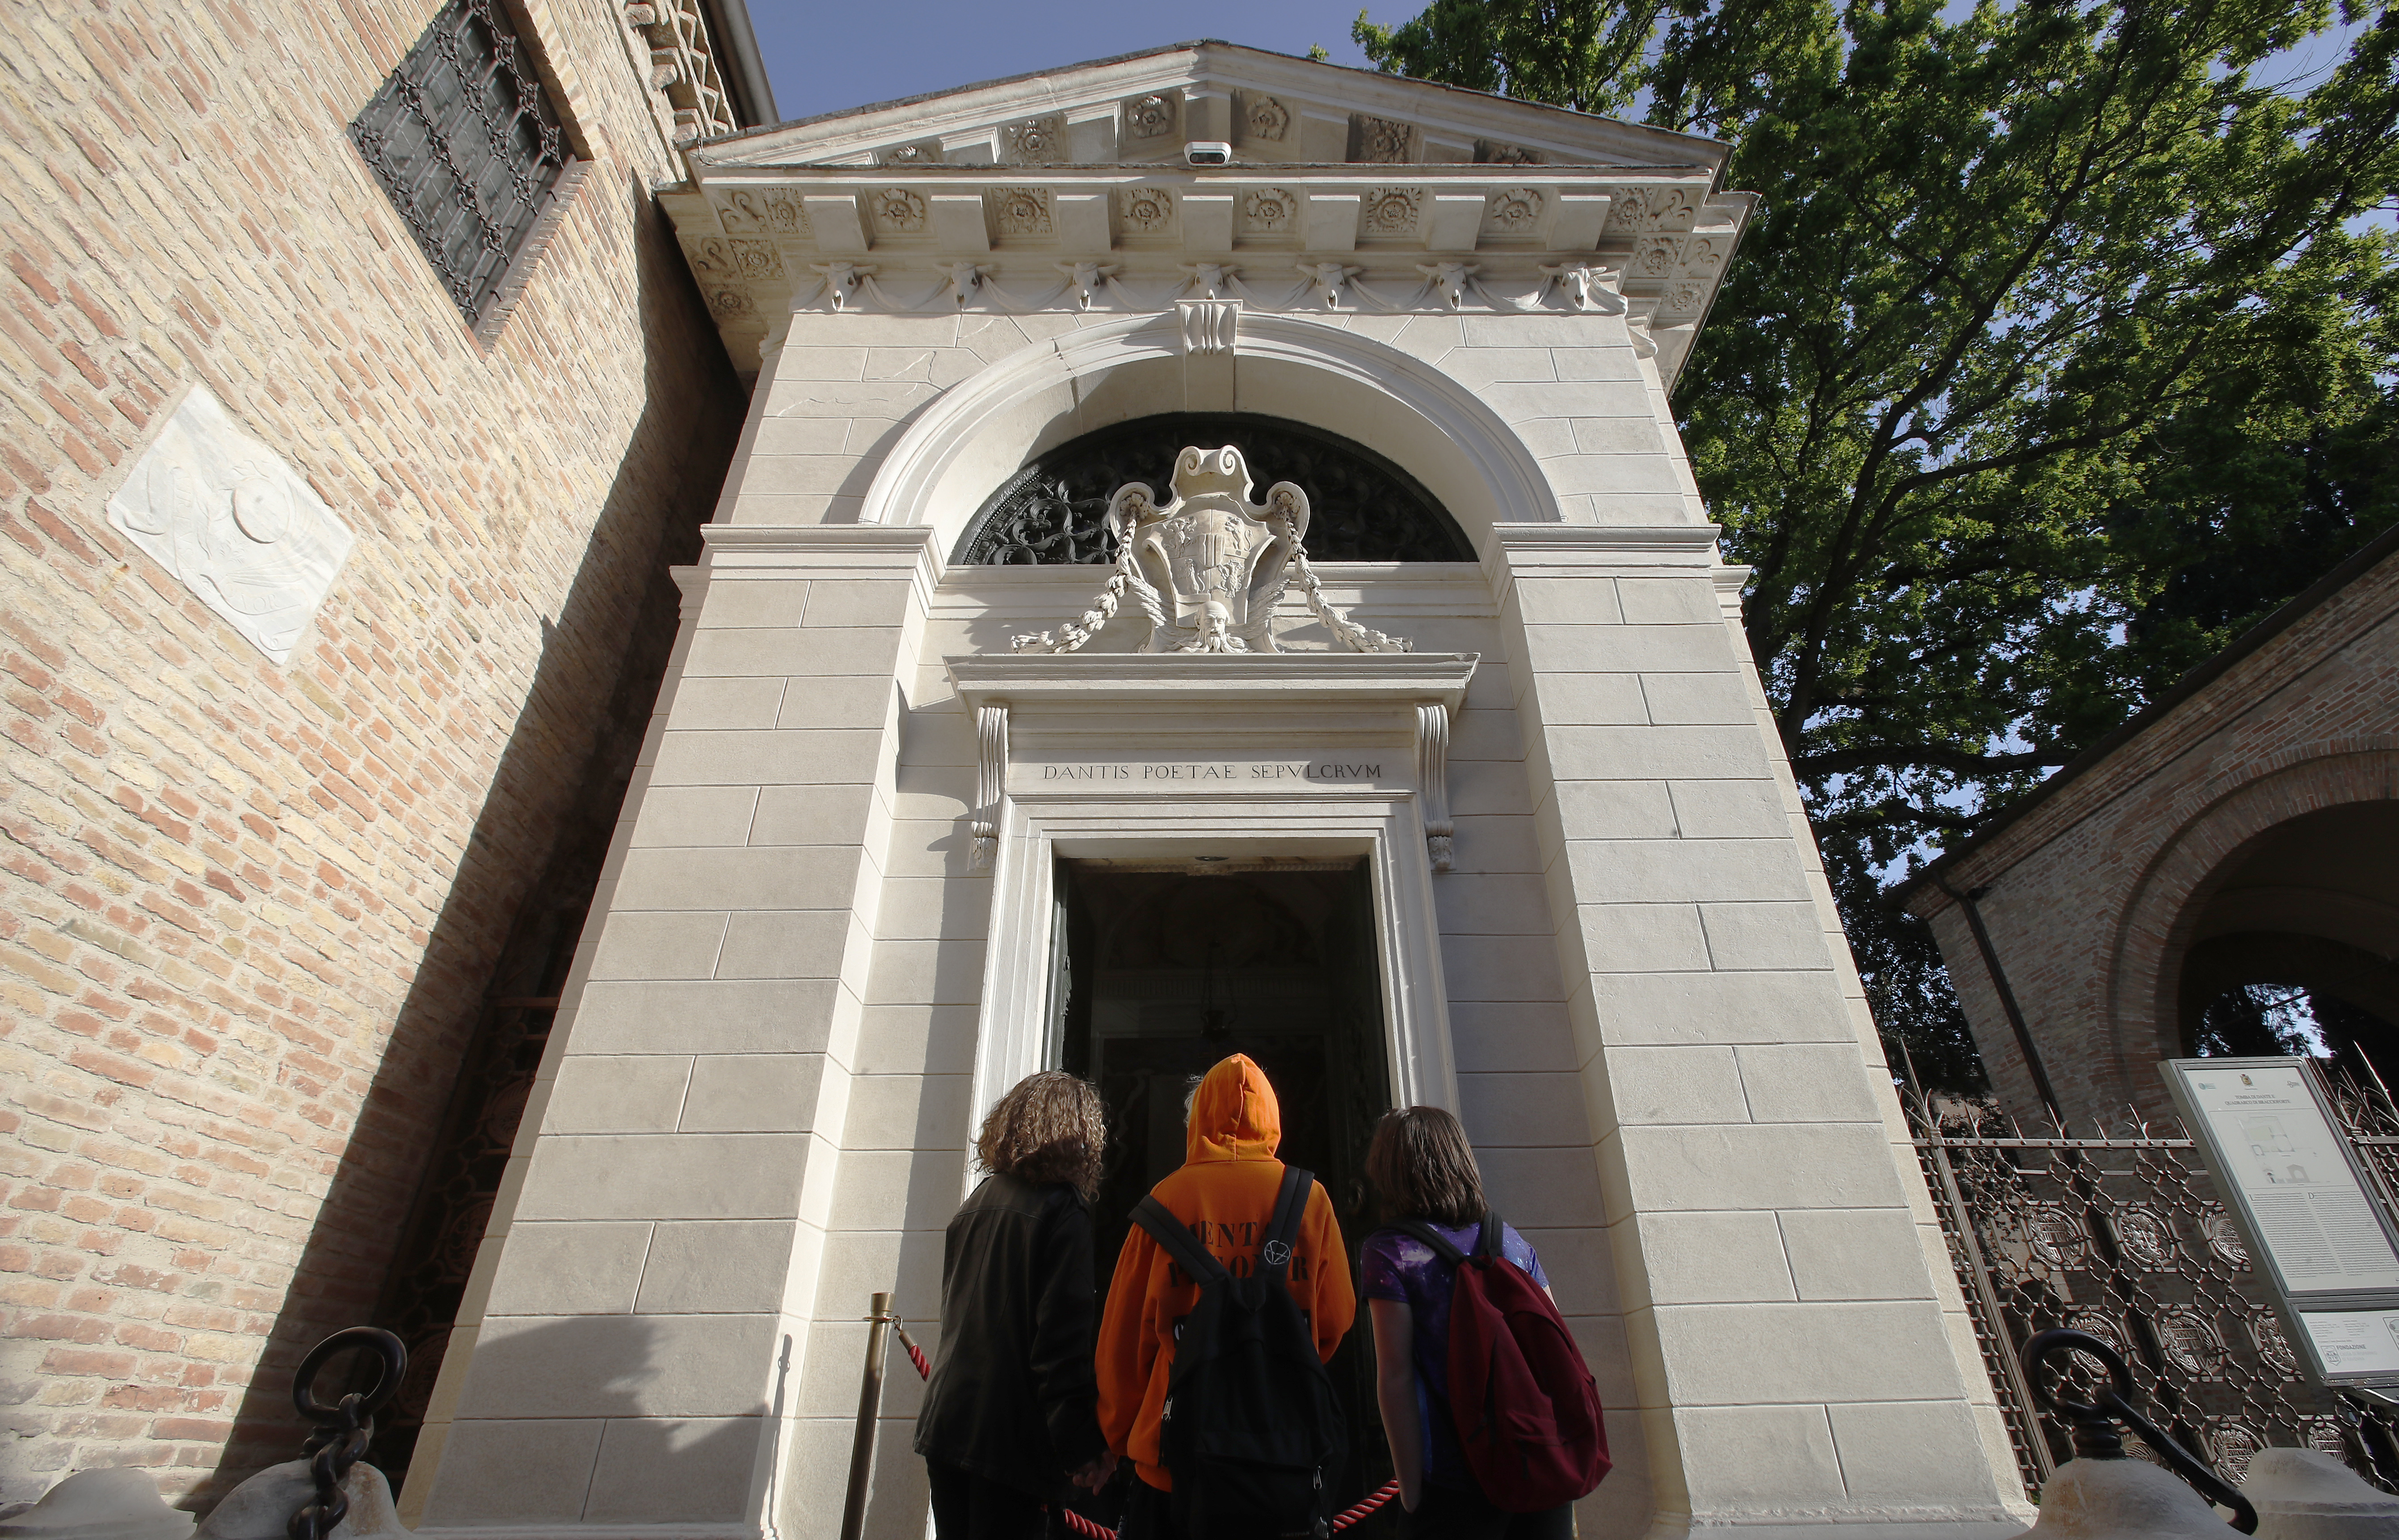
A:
968,794,1459,1155
948,649,1477,1169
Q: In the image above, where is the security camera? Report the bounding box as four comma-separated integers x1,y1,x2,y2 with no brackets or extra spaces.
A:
1184,142,1232,166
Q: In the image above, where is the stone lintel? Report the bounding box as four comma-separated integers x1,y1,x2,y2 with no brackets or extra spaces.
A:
946,650,1478,717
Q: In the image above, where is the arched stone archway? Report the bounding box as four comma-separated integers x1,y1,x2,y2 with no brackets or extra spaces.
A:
853,311,1567,557
2104,741,2399,1099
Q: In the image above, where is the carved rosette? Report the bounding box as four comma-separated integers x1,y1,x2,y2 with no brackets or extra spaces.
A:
1608,184,1699,233
1115,186,1173,235
1481,189,1543,237
869,188,927,235
1123,94,1175,141
1474,138,1545,166
1243,94,1291,142
1632,235,1679,279
1363,188,1422,237
682,234,783,319
1241,188,1296,235
715,188,807,236
1351,113,1416,163
1001,115,1066,164
989,187,1054,237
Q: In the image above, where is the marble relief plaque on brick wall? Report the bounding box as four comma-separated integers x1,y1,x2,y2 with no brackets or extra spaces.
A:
107,385,355,664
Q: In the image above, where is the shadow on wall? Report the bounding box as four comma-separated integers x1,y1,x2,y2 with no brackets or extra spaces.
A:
191,177,745,1506
425,1316,772,1527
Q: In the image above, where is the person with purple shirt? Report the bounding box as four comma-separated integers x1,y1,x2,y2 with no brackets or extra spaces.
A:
1359,1106,1572,1540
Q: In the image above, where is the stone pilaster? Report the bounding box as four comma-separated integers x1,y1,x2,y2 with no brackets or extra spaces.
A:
1489,524,2027,1536
414,525,940,1540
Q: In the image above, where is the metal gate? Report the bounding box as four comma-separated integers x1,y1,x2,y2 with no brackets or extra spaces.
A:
1903,1072,2399,1494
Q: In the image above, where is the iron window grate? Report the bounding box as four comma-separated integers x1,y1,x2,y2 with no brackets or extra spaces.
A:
956,412,1478,567
349,0,572,328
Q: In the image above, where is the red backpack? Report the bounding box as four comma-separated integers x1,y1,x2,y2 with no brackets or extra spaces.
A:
1393,1213,1609,1513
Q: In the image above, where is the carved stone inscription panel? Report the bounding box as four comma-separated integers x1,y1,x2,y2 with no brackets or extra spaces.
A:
1011,754,1400,791
107,385,356,664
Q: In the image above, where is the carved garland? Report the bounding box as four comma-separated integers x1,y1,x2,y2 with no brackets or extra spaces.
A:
782,261,1627,319
1005,534,1166,655
1010,446,1410,656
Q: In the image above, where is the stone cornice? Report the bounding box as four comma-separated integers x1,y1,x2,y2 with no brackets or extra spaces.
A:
694,523,944,608
1483,524,1728,609
666,46,1755,387
699,522,939,557
947,651,1479,714
1488,522,1722,569
701,164,1707,188
694,41,1729,174
668,163,1741,275
661,161,1751,388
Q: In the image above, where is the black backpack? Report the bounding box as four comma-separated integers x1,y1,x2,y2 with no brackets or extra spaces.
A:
1132,1165,1347,1540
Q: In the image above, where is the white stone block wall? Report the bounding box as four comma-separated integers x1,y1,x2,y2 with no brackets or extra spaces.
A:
408,299,2024,1540
1498,543,2023,1525
415,530,935,1532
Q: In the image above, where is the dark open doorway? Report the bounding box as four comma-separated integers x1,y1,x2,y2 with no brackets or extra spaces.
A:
1053,856,1397,1511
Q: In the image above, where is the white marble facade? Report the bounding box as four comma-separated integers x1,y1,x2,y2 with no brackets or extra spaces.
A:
402,43,2032,1540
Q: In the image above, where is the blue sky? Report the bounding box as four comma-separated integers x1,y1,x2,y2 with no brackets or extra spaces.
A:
743,1,2377,126
745,0,1382,123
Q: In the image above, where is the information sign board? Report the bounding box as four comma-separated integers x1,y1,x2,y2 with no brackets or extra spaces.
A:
2298,1309,2399,1379
2163,1056,2399,1386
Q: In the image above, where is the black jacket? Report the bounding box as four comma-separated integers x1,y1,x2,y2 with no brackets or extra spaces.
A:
913,1174,1107,1499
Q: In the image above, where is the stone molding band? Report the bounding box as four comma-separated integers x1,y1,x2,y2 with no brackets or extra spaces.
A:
802,259,1627,318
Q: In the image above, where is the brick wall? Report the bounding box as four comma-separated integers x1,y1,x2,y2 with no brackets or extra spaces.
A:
1907,550,2399,1125
0,0,744,1506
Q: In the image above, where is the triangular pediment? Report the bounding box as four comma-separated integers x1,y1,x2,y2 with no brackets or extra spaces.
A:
695,40,1726,174
662,42,1754,385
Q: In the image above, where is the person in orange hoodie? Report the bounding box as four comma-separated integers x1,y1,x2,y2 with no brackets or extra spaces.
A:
1095,1053,1356,1540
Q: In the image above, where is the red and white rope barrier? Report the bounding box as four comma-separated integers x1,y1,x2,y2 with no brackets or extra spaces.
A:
1332,1481,1403,1529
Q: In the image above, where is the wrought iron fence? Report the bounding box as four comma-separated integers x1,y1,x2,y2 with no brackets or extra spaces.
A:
1902,1069,2399,1496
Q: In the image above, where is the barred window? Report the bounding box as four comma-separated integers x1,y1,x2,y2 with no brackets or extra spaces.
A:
957,413,1476,566
349,0,574,329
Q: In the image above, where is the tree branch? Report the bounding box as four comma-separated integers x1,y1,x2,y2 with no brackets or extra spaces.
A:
1791,743,2071,777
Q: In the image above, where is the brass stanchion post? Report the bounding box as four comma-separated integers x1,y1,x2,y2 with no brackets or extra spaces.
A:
839,1292,894,1540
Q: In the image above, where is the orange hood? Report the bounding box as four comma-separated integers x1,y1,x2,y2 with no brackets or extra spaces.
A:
1184,1053,1281,1164
1098,1051,1354,1488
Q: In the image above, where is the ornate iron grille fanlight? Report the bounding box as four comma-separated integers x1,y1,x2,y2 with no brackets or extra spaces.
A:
955,413,1476,567
349,0,572,327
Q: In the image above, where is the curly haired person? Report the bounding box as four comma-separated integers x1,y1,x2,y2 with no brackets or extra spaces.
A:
915,1071,1118,1539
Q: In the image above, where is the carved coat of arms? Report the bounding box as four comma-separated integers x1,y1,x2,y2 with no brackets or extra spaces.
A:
1010,444,1408,655
1115,445,1304,654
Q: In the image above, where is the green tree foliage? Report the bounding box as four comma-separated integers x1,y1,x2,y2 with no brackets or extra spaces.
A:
2193,983,2399,1081
1359,0,2399,1087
